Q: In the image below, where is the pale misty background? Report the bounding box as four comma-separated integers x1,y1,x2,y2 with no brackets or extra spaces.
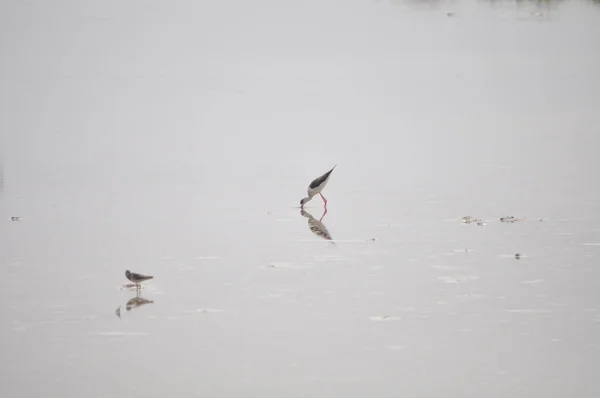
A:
1,0,600,397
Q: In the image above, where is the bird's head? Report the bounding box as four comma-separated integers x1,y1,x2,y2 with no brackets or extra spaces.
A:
125,270,131,278
300,197,309,207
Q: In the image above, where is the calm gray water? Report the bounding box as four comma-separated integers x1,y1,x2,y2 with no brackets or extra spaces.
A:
2,0,600,397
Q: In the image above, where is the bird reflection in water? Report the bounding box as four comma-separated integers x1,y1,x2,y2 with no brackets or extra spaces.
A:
126,290,154,311
114,291,154,319
301,207,334,242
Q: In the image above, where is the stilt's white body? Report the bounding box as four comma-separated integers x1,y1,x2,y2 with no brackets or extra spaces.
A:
307,173,332,197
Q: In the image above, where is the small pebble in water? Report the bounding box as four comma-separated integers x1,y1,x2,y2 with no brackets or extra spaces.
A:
11,217,20,221
462,216,483,224
515,253,521,260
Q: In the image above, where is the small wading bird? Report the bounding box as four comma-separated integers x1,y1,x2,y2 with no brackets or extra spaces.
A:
125,270,153,289
300,165,336,208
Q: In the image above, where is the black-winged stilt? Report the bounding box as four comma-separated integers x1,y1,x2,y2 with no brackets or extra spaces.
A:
300,165,336,208
125,270,153,288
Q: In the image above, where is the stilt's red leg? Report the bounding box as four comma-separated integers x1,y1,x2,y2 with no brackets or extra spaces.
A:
319,193,328,205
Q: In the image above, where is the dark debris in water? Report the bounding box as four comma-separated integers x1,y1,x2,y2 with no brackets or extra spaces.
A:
515,253,521,260
462,215,531,225
11,216,20,221
500,216,522,223
461,216,483,224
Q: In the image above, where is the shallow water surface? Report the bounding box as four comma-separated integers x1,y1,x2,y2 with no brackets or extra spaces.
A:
2,0,600,397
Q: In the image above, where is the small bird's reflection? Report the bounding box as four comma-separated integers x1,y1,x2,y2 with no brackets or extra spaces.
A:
114,293,154,319
126,290,154,311
301,207,334,242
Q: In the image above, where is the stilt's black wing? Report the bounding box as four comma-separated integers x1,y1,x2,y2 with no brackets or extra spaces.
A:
309,165,336,189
